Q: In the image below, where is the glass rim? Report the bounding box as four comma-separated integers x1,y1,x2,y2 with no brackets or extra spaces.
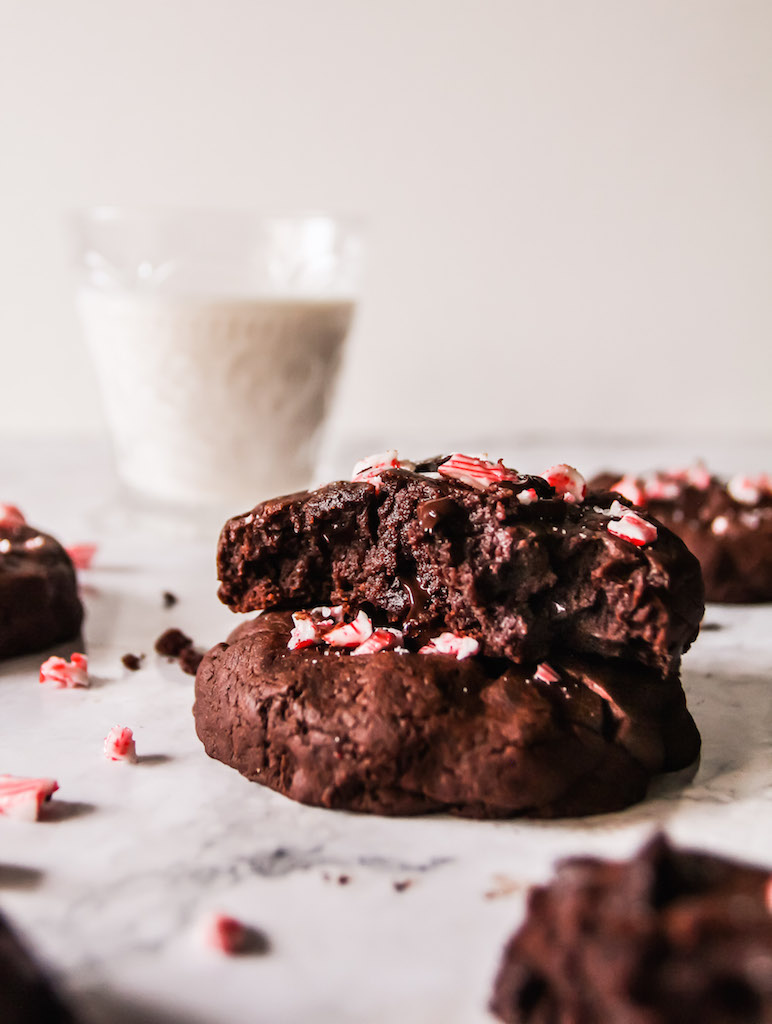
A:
71,205,365,231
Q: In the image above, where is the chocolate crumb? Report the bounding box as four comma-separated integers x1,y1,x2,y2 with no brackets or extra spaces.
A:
163,590,178,608
179,646,204,676
337,875,351,886
121,653,143,671
701,622,722,632
393,880,412,892
155,628,193,658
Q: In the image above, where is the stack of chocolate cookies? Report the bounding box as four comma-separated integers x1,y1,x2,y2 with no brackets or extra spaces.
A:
194,452,704,818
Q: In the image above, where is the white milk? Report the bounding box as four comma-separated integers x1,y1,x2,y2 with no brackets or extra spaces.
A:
78,292,354,511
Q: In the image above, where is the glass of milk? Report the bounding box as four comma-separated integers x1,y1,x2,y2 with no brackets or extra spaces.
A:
72,208,362,529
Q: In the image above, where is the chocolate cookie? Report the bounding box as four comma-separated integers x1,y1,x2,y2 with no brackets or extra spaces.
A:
490,835,772,1023
194,612,700,818
0,508,83,659
0,911,78,1023
590,467,772,603
217,456,704,676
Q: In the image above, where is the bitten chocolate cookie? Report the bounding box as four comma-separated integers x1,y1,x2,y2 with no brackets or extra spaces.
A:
218,454,704,676
194,612,700,818
0,910,78,1023
490,835,772,1023
0,505,83,659
589,467,772,603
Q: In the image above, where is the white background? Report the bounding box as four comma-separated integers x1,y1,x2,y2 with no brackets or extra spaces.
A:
1,0,770,447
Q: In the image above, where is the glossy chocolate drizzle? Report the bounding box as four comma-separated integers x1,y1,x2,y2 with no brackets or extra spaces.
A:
417,497,458,533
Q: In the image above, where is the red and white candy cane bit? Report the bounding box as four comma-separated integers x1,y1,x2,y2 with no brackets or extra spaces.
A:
203,912,249,955
419,632,480,660
324,610,374,648
643,476,681,501
533,662,560,684
39,653,89,689
607,509,658,547
352,450,414,487
0,504,26,529
517,488,538,505
0,775,59,821
542,464,586,503
684,463,711,490
727,474,771,505
103,726,137,763
287,613,320,651
66,543,98,570
609,476,645,507
351,627,403,656
437,453,520,491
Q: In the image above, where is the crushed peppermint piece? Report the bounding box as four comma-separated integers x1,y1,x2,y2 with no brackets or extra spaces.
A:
437,453,520,490
203,912,250,954
711,515,730,536
533,662,560,684
351,627,403,656
684,464,711,490
0,504,26,529
324,610,374,648
66,543,98,570
0,539,11,553
419,632,480,660
517,488,538,505
288,613,320,651
103,726,137,763
643,476,681,501
24,536,45,550
39,653,89,689
0,775,59,821
607,508,658,547
727,474,770,505
609,476,645,507
352,450,414,488
543,464,586,503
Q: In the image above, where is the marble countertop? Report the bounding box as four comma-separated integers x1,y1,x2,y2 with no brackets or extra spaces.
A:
1,438,770,1024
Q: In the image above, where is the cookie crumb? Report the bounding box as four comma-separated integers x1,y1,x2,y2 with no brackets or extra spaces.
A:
162,590,178,608
202,913,269,955
121,653,144,671
337,874,351,886
393,880,412,892
179,646,204,676
155,628,192,658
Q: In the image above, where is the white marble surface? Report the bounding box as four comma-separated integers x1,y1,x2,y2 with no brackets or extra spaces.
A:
1,438,770,1024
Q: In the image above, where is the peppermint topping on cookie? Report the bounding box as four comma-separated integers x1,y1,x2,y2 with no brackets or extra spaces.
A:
643,476,681,501
711,515,730,536
66,543,98,570
287,612,320,651
517,488,538,505
437,453,520,490
533,662,560,684
352,451,414,488
0,504,26,529
103,726,137,763
543,465,586,503
0,775,59,821
39,653,89,689
351,627,403,656
609,476,645,507
419,632,480,660
727,474,771,505
607,503,658,547
203,912,249,954
324,610,374,648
